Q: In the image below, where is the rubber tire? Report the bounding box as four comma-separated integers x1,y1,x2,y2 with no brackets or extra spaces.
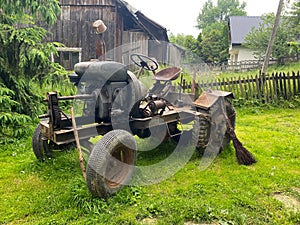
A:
192,114,210,154
86,130,137,198
192,98,236,154
32,124,52,161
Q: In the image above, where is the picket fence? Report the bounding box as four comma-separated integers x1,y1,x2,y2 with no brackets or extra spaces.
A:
176,71,300,103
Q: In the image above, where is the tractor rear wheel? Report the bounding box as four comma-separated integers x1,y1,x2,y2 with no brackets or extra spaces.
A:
192,114,210,154
86,130,137,198
192,98,236,154
32,124,52,161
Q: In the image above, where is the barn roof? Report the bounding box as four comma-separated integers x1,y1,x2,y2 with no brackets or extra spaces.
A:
117,0,169,42
228,16,261,45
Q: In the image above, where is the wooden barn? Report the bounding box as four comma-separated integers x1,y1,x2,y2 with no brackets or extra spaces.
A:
46,0,183,70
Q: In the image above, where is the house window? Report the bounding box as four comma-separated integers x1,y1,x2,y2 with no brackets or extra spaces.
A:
51,47,82,70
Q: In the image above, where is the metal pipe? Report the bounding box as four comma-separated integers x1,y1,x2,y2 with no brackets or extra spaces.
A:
43,94,93,102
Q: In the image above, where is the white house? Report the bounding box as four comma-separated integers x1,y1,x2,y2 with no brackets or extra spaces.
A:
228,16,261,65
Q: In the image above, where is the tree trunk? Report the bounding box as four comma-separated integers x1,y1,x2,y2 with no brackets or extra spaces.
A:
261,0,284,76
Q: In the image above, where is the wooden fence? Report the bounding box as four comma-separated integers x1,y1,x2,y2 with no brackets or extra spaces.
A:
207,55,299,73
177,71,300,103
207,60,277,73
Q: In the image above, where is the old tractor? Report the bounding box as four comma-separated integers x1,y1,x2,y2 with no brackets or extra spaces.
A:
32,53,237,198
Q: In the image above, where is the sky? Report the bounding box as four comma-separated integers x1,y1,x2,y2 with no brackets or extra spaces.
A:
125,0,294,37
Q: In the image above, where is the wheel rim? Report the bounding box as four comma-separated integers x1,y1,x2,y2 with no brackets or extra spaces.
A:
105,144,135,189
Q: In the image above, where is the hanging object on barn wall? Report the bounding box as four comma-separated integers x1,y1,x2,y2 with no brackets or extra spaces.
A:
93,19,107,60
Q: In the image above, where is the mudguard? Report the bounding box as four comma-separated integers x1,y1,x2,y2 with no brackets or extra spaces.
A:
193,90,234,110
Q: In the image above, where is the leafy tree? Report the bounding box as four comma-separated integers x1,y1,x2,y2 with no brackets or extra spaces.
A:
196,0,217,30
170,0,247,64
196,0,247,64
169,33,202,64
290,0,300,38
244,13,295,64
200,22,229,63
288,0,300,56
197,0,247,30
0,86,31,142
184,35,201,55
0,0,71,140
243,14,273,60
1,0,60,24
169,33,187,47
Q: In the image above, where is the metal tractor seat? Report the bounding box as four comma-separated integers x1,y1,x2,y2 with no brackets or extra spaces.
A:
74,61,128,82
154,67,182,81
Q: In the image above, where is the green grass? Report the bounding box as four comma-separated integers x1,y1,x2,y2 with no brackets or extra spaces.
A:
1,106,300,224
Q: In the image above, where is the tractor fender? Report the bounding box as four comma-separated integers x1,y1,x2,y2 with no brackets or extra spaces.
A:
193,90,234,110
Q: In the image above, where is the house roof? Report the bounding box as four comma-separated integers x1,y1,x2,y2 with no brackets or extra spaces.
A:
228,16,261,45
117,0,169,42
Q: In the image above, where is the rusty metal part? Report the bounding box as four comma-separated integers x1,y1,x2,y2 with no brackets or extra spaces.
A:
148,100,167,116
193,90,234,110
43,94,93,102
39,105,201,146
46,92,61,130
154,67,182,81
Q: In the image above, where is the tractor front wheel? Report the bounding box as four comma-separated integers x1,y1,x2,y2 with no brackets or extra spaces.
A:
86,130,137,198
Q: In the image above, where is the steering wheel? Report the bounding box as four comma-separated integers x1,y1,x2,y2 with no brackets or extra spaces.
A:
130,53,159,71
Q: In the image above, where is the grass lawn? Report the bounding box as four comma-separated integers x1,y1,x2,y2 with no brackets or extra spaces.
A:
1,106,300,224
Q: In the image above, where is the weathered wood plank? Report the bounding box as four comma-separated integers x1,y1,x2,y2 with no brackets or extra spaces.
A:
287,72,292,99
297,71,300,95
247,76,252,99
283,72,288,99
268,75,274,102
264,76,269,103
71,20,78,47
272,73,278,101
292,71,297,96
238,77,244,98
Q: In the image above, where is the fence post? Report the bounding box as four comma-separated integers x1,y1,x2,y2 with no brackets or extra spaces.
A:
222,78,226,92
255,75,262,101
283,72,288,99
269,74,274,102
297,70,300,95
292,71,297,96
287,72,292,100
238,77,245,99
265,76,270,103
272,73,278,102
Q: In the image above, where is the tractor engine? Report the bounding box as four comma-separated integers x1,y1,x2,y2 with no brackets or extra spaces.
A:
71,61,146,123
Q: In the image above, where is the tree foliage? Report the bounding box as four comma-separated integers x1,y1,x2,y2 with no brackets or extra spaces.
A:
200,22,229,63
1,0,60,25
196,0,247,64
169,33,202,64
244,9,298,64
0,1,72,140
288,0,300,55
197,0,247,30
0,86,31,143
170,34,201,56
290,0,300,37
